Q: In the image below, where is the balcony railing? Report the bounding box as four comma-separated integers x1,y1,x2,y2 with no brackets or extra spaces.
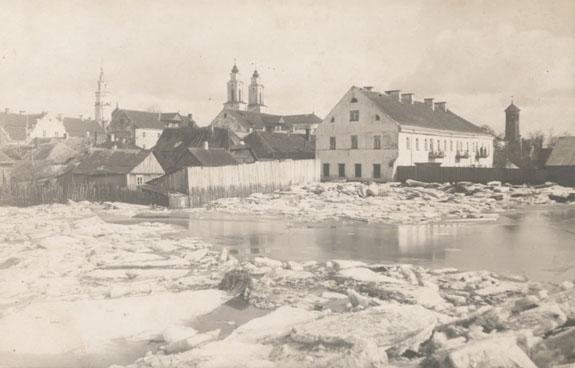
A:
428,150,445,159
456,150,470,159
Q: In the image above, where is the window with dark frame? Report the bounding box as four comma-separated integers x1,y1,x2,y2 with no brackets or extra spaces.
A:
338,163,345,178
354,164,362,178
373,164,381,179
350,110,359,122
322,163,330,177
351,135,358,149
330,137,336,150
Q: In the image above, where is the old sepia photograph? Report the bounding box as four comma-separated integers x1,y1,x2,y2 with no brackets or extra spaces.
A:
0,0,574,367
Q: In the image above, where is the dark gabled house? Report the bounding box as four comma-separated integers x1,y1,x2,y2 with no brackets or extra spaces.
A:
153,126,244,173
242,131,315,160
107,108,197,149
62,117,106,144
71,149,164,189
546,136,575,186
0,110,45,145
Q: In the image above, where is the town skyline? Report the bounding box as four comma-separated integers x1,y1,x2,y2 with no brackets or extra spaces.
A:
1,0,574,135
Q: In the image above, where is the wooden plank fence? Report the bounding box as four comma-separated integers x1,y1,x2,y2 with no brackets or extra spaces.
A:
151,159,321,208
0,182,167,207
396,165,550,185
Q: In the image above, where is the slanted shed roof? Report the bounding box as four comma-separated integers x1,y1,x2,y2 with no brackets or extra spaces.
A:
63,118,105,138
243,131,315,160
73,149,151,175
360,88,489,135
11,160,77,183
546,136,575,167
187,148,238,167
154,126,241,151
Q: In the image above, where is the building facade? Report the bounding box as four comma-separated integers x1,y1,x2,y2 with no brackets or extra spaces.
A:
211,63,320,137
29,113,67,140
317,86,494,181
94,67,111,129
107,109,196,149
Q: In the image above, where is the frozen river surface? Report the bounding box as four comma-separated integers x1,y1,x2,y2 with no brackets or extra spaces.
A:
133,206,575,283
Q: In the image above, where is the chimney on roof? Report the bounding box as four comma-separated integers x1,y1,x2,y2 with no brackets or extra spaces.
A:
19,110,24,115
385,90,401,101
79,114,83,120
363,86,373,91
57,113,63,120
203,141,209,150
434,102,447,112
4,108,9,114
401,93,414,105
424,98,434,109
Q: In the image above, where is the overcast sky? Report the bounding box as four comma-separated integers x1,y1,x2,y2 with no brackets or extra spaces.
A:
1,0,574,135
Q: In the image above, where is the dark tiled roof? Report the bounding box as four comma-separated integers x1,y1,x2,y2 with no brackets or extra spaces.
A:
187,148,238,167
546,136,575,166
25,142,79,163
360,89,489,135
221,110,321,131
0,112,44,141
154,126,241,151
95,141,142,150
282,114,322,127
112,109,192,130
243,131,315,160
73,149,151,175
62,118,105,138
11,160,77,182
229,145,257,164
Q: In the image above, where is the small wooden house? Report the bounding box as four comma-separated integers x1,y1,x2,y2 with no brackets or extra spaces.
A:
72,149,164,189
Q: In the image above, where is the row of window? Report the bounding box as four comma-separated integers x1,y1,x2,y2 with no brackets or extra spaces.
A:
322,163,382,179
329,135,382,150
404,136,489,155
330,110,381,123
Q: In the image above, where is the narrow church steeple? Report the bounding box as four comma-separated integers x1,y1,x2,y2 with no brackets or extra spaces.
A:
247,69,266,113
224,62,246,110
95,66,111,128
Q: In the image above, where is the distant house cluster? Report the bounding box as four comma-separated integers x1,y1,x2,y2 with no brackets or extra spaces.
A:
2,63,572,197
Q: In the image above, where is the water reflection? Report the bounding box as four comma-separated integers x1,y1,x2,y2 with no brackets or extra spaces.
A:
172,207,575,282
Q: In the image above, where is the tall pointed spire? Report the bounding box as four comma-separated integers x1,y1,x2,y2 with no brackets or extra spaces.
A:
224,61,245,111
95,65,111,128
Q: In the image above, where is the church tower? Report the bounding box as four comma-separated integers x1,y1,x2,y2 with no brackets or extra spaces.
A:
505,101,521,142
94,67,111,128
223,63,246,110
247,69,266,113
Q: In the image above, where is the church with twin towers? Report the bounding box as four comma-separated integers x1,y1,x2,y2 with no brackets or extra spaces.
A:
211,63,321,138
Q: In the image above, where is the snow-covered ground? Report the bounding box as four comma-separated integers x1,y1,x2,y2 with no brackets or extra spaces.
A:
1,182,574,367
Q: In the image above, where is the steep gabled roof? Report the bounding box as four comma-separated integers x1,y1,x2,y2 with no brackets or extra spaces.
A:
546,136,575,166
62,118,105,138
73,149,151,175
359,88,489,136
154,126,241,151
243,131,315,160
0,112,45,141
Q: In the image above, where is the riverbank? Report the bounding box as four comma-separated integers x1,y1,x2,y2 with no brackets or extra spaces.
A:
0,201,573,367
204,181,575,224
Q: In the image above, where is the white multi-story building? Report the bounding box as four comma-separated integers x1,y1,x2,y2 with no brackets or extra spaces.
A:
316,86,494,181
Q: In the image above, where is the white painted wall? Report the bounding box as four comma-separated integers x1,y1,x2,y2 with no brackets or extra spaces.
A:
396,128,494,168
316,87,399,181
29,114,66,140
134,128,163,149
